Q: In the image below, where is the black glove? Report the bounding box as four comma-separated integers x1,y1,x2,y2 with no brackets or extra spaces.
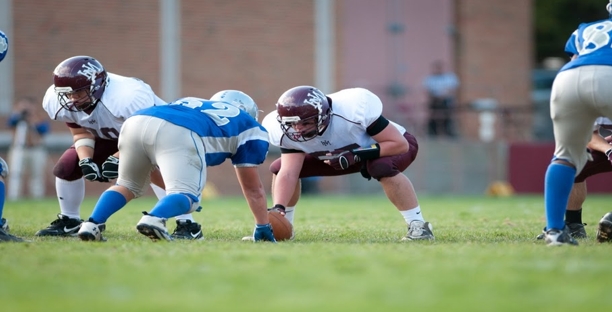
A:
329,150,360,170
253,223,277,242
268,204,286,215
101,155,119,179
360,163,372,181
79,158,109,182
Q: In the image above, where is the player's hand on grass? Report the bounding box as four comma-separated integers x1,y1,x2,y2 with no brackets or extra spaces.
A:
253,223,277,242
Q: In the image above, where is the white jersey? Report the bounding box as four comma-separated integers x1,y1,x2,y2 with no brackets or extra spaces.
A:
42,73,165,140
263,88,406,153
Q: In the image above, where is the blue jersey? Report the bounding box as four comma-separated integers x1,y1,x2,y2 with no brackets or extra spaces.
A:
561,19,612,71
133,97,269,167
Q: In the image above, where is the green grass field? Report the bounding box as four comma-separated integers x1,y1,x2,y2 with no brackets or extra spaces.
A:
1,194,611,311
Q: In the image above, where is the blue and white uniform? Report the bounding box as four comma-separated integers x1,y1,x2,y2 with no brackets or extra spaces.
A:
544,13,612,242
117,97,269,205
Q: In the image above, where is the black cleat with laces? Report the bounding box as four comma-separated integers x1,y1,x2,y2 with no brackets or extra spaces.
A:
0,219,26,242
596,212,612,243
171,220,204,240
35,214,83,237
536,222,587,240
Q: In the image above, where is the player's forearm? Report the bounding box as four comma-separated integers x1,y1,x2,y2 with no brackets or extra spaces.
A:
587,132,611,153
273,173,299,207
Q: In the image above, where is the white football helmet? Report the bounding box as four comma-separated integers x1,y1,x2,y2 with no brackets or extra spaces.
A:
210,90,260,121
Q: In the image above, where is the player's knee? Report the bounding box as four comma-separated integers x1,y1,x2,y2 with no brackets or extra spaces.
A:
53,157,82,181
269,158,281,174
367,160,399,180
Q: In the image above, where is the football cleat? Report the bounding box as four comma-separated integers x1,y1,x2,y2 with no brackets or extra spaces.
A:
77,221,107,242
402,220,435,241
136,212,172,241
0,227,26,242
35,214,83,236
566,222,587,239
171,220,204,240
1,217,8,232
544,227,578,246
596,212,612,243
536,222,587,240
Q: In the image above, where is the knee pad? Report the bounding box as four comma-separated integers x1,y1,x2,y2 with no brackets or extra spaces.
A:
366,159,400,180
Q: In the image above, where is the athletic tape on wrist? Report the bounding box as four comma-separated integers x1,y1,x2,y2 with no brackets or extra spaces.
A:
74,138,96,150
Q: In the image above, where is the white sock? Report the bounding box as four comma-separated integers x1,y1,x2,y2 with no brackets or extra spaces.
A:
150,183,166,199
284,206,295,225
56,177,85,219
400,206,424,224
175,214,194,222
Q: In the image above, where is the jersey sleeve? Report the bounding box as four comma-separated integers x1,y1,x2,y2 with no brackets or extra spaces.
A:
356,88,384,128
115,82,159,119
262,111,283,147
231,126,270,166
564,29,579,57
42,85,61,120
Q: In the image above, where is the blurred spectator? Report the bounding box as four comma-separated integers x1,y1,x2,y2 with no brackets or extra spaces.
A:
6,96,50,200
423,60,459,138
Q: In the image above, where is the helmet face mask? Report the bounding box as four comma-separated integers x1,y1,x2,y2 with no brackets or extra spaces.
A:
276,86,331,142
53,56,108,112
210,90,260,121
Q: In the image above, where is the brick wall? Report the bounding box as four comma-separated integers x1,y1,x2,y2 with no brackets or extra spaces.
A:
6,0,533,197
455,0,533,140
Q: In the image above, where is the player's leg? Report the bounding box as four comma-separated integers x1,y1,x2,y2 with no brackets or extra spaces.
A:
565,181,587,238
0,157,25,242
365,133,433,241
37,139,118,236
79,117,152,241
36,147,85,236
543,68,601,246
137,120,204,241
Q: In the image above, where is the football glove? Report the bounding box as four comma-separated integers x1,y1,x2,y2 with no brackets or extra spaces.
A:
101,155,119,179
253,223,277,242
329,150,360,170
79,158,109,182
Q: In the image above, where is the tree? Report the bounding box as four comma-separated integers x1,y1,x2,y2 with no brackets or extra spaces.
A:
535,0,607,64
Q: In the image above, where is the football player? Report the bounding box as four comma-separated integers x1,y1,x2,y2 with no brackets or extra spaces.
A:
0,30,25,242
537,117,612,242
261,85,434,241
77,91,275,242
37,56,202,239
542,1,612,245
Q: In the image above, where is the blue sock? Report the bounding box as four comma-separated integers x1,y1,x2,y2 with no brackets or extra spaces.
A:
0,181,5,225
544,163,576,231
89,190,127,224
149,194,191,219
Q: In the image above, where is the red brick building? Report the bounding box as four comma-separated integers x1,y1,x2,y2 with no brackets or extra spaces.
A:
0,0,533,196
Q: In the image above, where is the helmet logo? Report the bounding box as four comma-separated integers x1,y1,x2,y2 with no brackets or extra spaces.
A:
78,62,102,83
304,90,326,114
0,36,7,54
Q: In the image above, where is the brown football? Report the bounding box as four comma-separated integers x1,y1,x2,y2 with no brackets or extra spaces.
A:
268,210,293,241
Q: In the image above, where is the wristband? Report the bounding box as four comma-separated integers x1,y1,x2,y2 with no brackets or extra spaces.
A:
606,148,612,157
351,143,381,160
